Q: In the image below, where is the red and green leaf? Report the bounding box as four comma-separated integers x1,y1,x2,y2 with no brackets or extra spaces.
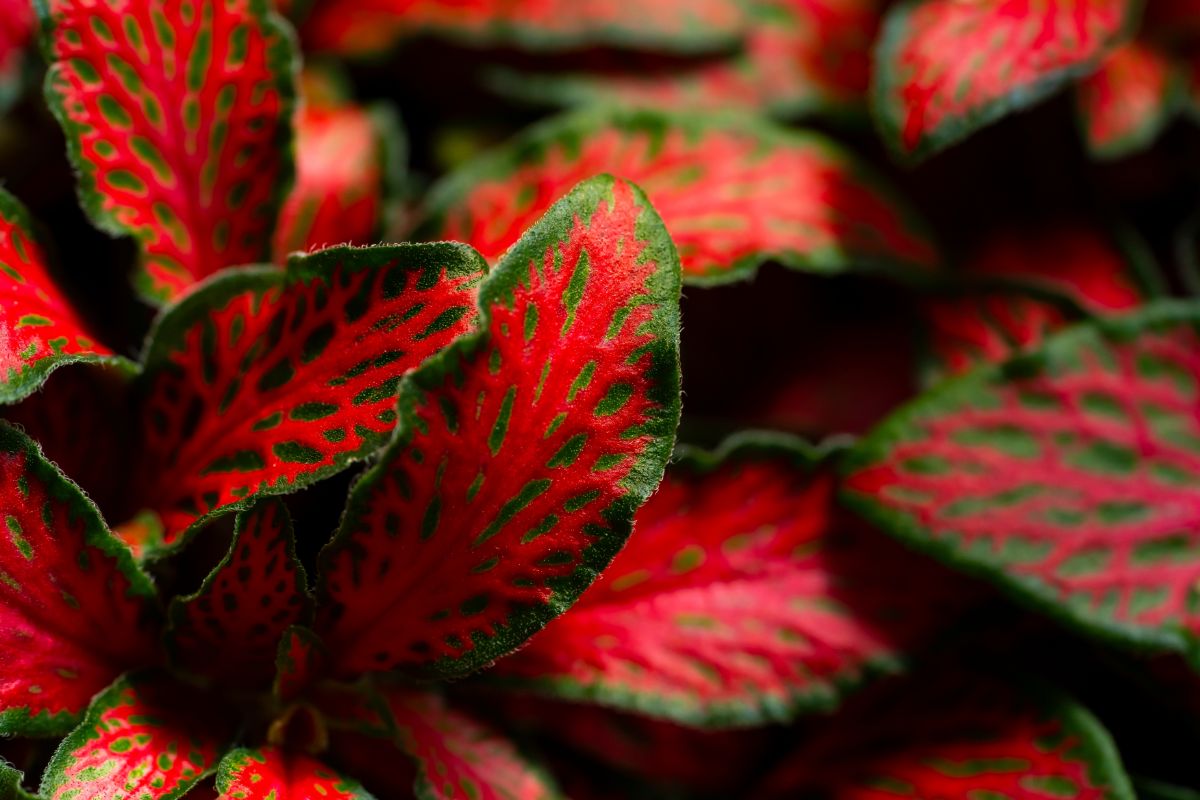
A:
40,673,234,800
923,227,1147,378
167,499,310,689
872,0,1140,161
1,759,36,800
273,625,326,703
421,109,936,285
0,0,34,112
758,671,1135,799
317,176,682,679
0,423,158,737
844,304,1200,661
215,747,376,800
0,189,119,403
300,0,748,56
383,689,559,800
496,0,883,118
1076,40,1184,159
489,434,976,725
274,100,401,263
38,0,298,304
129,243,485,555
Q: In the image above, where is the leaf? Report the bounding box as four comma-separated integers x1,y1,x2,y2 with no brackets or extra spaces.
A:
0,0,34,112
326,731,418,800
923,227,1147,378
872,0,1140,161
273,625,325,703
421,108,936,286
215,747,376,800
0,760,36,800
40,672,235,800
129,242,485,554
494,0,884,117
489,434,976,725
38,0,298,304
758,670,1135,799
0,188,121,403
317,176,682,679
167,499,310,689
0,423,158,737
273,100,401,263
1076,40,1184,159
300,0,748,56
382,688,560,800
843,303,1200,661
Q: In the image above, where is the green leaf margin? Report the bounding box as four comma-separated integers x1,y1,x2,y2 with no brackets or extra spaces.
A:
214,747,379,800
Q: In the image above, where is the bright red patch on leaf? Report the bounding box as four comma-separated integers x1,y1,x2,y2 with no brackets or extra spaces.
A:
168,500,310,689
129,244,483,552
423,110,935,284
40,0,296,303
274,103,388,262
0,190,112,403
40,673,234,800
217,747,375,800
844,306,1200,656
492,438,974,724
1077,40,1182,159
318,177,681,678
301,0,747,55
758,671,1134,799
384,688,558,800
0,425,157,736
873,0,1138,160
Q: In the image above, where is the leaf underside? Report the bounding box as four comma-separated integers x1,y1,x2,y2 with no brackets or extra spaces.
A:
1076,40,1181,159
422,108,936,285
129,243,484,554
318,176,681,679
759,670,1134,799
39,0,297,304
216,747,375,800
0,423,157,737
167,499,310,689
872,0,1138,160
492,438,976,726
844,304,1200,661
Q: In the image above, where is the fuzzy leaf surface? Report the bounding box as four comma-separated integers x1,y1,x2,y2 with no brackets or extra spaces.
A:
0,424,157,736
384,689,559,800
422,109,935,285
845,304,1200,660
318,176,681,679
0,189,115,403
167,499,309,689
216,747,376,800
872,0,1138,161
274,103,392,263
131,243,484,553
40,673,234,800
759,671,1134,799
300,0,747,55
38,0,297,303
491,437,975,725
1077,40,1183,159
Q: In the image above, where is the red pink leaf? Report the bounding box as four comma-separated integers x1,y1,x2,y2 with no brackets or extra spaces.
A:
0,189,117,403
490,435,975,724
844,304,1200,659
216,747,376,800
0,423,158,736
758,671,1135,799
167,499,310,689
300,0,748,56
421,109,936,285
317,176,681,679
39,0,298,304
129,243,484,554
0,0,33,111
1076,40,1184,159
872,0,1139,161
40,673,234,800
273,625,325,703
383,689,559,800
